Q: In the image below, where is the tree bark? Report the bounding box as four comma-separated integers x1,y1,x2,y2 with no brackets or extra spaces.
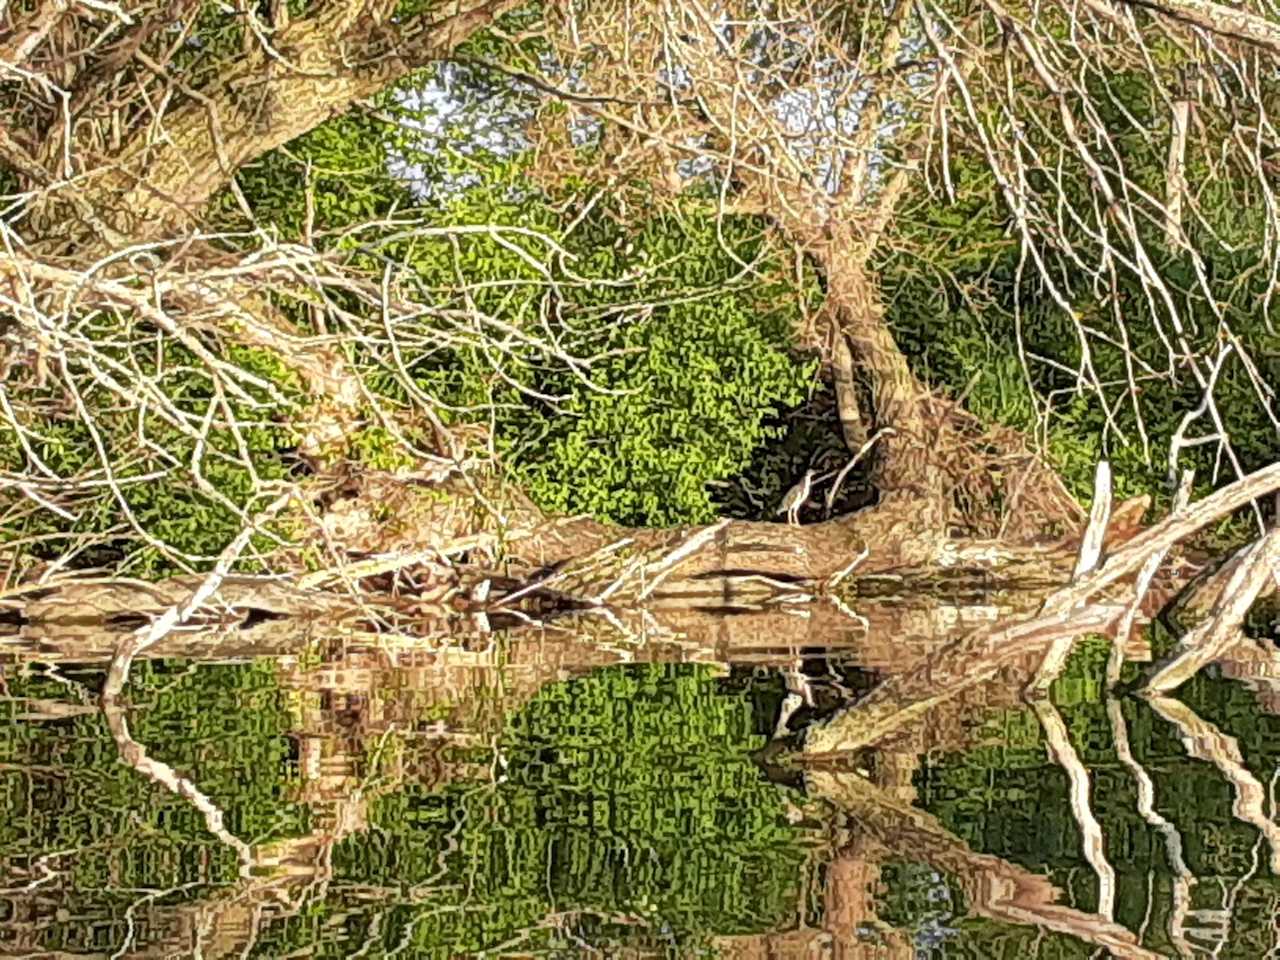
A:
25,0,523,246
1113,0,1280,53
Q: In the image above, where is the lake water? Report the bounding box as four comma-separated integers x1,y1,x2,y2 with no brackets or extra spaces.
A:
3,627,1279,958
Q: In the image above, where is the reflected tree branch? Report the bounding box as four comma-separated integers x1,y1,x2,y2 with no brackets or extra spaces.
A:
804,460,1280,757
1031,699,1116,922
1107,698,1195,959
1147,695,1280,875
806,768,1164,959
99,492,292,877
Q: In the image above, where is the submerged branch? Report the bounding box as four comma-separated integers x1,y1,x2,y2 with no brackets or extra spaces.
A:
802,601,1124,756
1028,461,1114,693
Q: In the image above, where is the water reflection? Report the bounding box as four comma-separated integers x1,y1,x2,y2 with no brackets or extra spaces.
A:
2,628,1280,957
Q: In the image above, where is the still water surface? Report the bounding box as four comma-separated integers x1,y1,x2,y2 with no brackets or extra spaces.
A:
3,630,1279,958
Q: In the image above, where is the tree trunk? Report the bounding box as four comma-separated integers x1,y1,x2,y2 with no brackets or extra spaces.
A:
25,0,523,247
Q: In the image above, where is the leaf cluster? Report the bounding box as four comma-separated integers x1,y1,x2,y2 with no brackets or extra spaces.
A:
224,89,816,528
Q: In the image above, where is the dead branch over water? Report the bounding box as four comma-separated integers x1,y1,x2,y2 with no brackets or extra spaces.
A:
804,461,1280,758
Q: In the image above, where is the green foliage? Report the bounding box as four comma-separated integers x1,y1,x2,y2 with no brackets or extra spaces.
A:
7,19,814,579
879,81,1280,537
347,425,417,472
0,339,300,577
478,198,814,526
252,664,806,956
224,88,816,527
216,108,410,239
508,293,812,525
927,917,1111,960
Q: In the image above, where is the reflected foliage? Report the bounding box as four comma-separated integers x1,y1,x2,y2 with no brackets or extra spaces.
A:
0,661,306,954
251,664,805,956
913,637,1280,957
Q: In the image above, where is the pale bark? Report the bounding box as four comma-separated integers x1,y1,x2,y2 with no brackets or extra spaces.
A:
1165,99,1191,246
0,0,68,70
1108,697,1196,959
1146,526,1280,693
1033,699,1116,921
26,0,523,244
1116,0,1280,53
803,461,1280,756
1147,695,1280,874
